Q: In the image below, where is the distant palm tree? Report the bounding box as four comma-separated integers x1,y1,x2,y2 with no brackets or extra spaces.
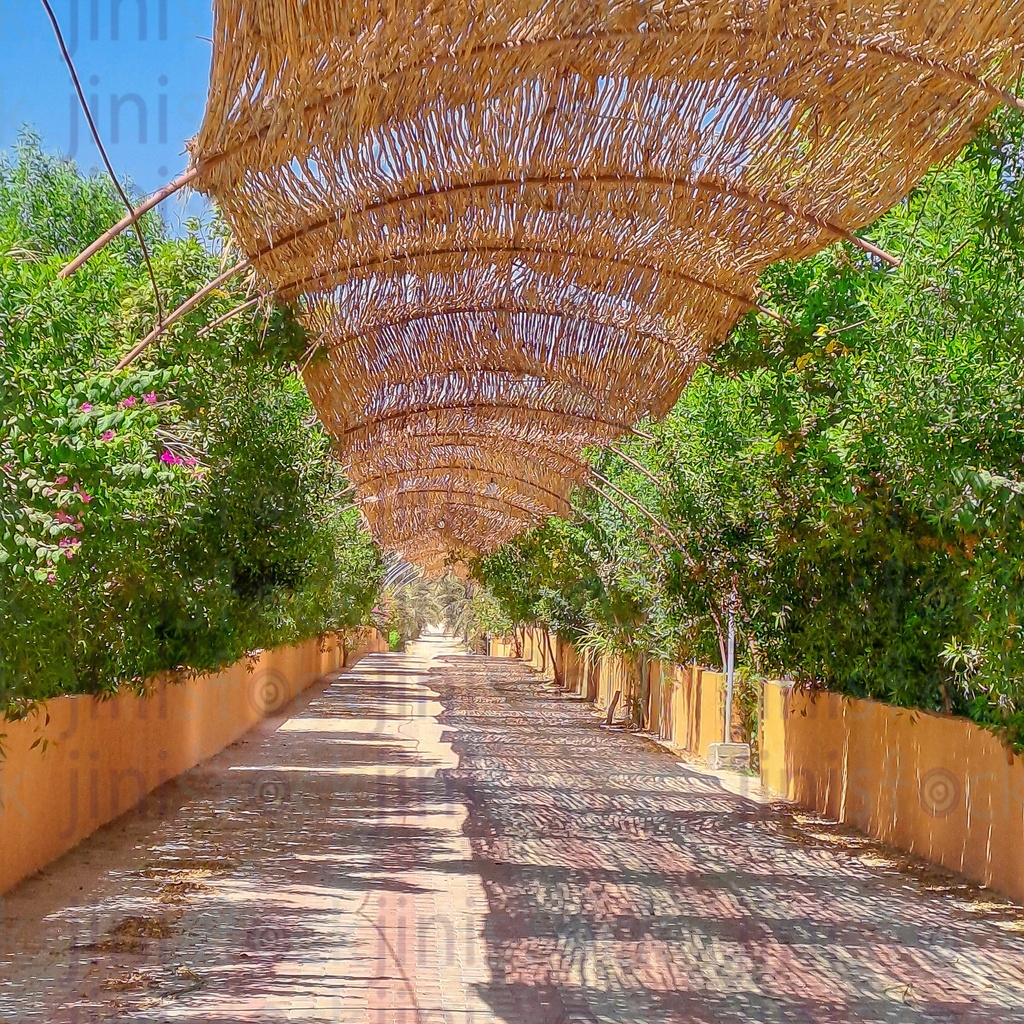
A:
383,572,443,642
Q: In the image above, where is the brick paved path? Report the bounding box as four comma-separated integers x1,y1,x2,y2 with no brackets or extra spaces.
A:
2,637,1024,1022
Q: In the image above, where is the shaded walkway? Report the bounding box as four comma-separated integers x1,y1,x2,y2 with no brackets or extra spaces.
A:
2,638,1024,1022
439,658,1024,1023
0,637,490,1022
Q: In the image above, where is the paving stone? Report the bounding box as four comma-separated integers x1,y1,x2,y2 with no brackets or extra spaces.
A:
1,635,1023,1023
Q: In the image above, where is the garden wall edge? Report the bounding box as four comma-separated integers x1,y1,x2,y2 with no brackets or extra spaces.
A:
0,629,385,894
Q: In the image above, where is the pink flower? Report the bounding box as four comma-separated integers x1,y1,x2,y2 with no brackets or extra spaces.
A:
59,536,80,548
54,475,68,486
46,572,56,584
143,391,158,404
74,485,92,503
64,549,76,560
55,511,76,524
120,395,137,408
80,402,93,412
101,430,116,441
184,457,197,467
160,450,184,465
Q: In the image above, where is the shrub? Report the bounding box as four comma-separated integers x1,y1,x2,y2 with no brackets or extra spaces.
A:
0,139,382,714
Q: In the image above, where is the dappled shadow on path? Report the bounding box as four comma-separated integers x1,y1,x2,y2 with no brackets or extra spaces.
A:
5,641,1024,1023
0,637,494,1023
436,656,1024,1024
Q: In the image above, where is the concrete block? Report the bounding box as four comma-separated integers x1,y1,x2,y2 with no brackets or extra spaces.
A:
707,742,751,771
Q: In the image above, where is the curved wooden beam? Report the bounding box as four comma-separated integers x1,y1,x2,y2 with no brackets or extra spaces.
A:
256,172,897,270
355,465,572,513
195,296,261,338
314,366,667,434
364,487,544,525
339,400,633,439
284,244,783,324
60,168,200,278
347,429,592,476
113,261,252,371
313,301,683,356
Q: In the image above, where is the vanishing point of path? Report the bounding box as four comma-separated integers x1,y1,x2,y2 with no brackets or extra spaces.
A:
2,636,1024,1023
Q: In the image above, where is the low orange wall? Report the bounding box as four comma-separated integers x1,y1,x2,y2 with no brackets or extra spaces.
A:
489,636,515,658
497,629,1024,904
498,630,735,754
761,682,1024,903
649,663,738,757
0,629,384,894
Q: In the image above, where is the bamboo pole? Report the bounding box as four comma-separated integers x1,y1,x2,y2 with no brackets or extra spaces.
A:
60,169,200,279
252,172,901,269
354,466,572,513
608,445,670,494
113,261,251,371
341,402,633,438
360,486,543,521
195,296,261,338
282,241,786,323
583,479,667,556
589,470,683,547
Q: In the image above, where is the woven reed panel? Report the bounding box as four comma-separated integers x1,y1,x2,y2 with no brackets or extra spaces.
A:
190,0,1024,562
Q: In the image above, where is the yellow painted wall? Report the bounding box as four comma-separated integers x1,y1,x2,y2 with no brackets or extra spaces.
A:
557,640,598,700
495,632,728,749
532,628,547,674
598,651,620,709
519,627,555,677
646,664,732,757
759,681,791,796
488,637,515,658
0,630,384,894
761,682,1024,904
559,639,581,692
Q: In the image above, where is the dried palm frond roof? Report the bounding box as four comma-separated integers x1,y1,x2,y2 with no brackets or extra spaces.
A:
69,1,1024,569
191,1,1024,565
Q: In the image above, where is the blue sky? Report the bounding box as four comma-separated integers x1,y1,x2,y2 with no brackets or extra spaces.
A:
0,0,214,226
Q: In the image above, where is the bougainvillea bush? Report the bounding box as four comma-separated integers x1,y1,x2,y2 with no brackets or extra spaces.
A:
0,138,382,714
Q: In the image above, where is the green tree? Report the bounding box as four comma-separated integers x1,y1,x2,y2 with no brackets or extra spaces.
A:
0,139,382,714
475,109,1024,748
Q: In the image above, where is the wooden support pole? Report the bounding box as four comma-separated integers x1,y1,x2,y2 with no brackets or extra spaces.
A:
839,228,900,268
583,479,666,556
113,261,251,371
195,297,261,338
59,168,200,279
589,470,683,548
608,445,670,494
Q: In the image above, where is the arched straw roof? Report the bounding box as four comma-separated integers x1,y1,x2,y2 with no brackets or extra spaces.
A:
165,2,1024,566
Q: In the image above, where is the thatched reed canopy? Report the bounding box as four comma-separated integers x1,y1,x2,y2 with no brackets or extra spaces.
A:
182,0,1024,566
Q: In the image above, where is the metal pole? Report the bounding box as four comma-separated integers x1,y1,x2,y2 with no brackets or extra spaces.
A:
724,606,736,743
